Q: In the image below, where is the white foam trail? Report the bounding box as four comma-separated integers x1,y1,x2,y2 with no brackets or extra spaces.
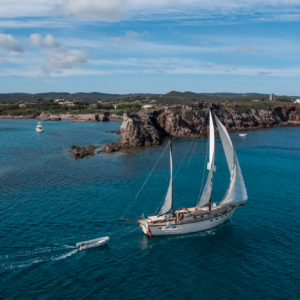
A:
16,259,43,270
1,245,78,272
51,249,78,261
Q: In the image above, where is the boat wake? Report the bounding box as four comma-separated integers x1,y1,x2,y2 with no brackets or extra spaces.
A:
0,244,78,273
51,249,78,261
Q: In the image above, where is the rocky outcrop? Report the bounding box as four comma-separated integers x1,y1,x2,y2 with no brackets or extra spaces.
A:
0,114,39,119
37,112,62,121
71,145,100,159
72,103,300,157
11,112,123,122
105,130,121,134
101,103,300,153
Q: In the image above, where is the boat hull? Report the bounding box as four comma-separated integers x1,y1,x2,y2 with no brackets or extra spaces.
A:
76,236,110,250
140,208,236,236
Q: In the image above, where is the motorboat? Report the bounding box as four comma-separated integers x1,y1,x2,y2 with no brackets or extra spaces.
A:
239,133,247,137
36,122,44,133
76,236,110,251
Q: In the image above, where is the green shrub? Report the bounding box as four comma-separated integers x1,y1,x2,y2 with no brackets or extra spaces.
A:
184,110,193,121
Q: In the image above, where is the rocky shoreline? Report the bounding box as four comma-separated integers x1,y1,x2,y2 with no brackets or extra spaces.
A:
71,103,300,158
0,112,123,122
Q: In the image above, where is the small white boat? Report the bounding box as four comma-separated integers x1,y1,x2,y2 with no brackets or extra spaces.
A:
76,236,110,251
36,122,44,133
239,133,247,137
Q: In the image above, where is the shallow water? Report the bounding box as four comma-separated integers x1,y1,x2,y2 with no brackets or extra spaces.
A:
0,120,299,299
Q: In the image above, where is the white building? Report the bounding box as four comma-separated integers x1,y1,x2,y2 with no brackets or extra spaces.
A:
142,104,153,109
269,93,275,101
294,99,300,104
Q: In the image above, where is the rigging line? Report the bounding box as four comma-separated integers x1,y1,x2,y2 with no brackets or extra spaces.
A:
134,142,168,200
173,138,194,180
155,190,168,215
121,142,169,218
186,109,210,167
186,138,197,167
197,139,209,203
196,109,211,203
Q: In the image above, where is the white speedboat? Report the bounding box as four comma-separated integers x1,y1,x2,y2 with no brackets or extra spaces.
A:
36,122,44,133
132,110,248,236
76,236,110,251
239,133,247,137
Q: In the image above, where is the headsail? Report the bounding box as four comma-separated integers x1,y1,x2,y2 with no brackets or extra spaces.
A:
159,140,173,215
214,113,248,205
197,110,215,208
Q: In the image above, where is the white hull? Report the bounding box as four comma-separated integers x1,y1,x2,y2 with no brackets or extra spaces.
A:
36,128,43,133
140,208,236,236
76,236,109,251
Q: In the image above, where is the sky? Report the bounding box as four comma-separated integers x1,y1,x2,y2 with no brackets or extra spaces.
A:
0,0,300,95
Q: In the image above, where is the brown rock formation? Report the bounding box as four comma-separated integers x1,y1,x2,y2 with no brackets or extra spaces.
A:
72,103,300,157
37,112,62,121
71,145,100,159
111,103,300,150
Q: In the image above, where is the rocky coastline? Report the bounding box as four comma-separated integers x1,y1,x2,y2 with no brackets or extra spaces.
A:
0,112,123,122
71,103,300,158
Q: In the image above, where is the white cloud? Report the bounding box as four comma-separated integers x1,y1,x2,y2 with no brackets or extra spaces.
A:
0,0,300,21
30,33,87,72
2,55,300,78
87,57,300,77
57,0,126,21
0,33,23,54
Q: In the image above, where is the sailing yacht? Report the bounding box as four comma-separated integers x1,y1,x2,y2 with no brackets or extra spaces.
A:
138,110,248,236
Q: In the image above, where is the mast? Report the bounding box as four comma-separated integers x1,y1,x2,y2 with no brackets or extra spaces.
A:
197,109,215,208
214,113,248,206
159,139,174,215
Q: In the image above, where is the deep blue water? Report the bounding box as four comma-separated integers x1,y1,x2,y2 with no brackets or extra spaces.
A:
0,119,299,299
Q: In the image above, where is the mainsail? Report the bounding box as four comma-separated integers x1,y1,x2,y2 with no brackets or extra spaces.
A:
159,140,173,215
214,113,248,205
197,110,215,208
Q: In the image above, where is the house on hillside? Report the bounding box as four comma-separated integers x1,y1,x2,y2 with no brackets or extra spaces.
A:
142,104,153,109
57,99,75,107
269,93,275,101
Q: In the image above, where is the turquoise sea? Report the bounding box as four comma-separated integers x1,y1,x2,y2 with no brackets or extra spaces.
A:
0,119,299,299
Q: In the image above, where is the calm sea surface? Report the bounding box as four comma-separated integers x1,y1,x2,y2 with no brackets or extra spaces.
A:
0,119,299,299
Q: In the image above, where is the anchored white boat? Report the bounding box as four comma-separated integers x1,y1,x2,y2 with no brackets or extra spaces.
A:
137,110,248,236
239,133,247,137
36,122,44,133
76,236,110,251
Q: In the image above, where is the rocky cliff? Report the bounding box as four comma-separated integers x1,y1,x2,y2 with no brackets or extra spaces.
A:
71,103,300,157
101,103,299,152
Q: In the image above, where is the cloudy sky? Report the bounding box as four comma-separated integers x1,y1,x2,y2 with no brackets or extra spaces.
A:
0,0,300,94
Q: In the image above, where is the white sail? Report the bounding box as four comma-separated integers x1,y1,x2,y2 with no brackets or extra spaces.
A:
197,110,215,208
214,114,248,205
159,141,173,215
207,110,215,171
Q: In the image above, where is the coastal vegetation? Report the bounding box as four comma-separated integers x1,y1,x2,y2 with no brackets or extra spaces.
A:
0,99,141,117
0,92,298,118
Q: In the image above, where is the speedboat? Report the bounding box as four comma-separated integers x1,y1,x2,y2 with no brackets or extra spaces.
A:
239,133,247,137
36,122,44,133
76,236,110,251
